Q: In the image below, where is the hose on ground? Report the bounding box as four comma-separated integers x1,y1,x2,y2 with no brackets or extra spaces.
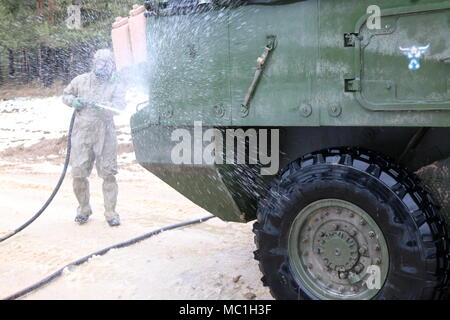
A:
0,109,217,299
3,214,216,300
0,111,77,243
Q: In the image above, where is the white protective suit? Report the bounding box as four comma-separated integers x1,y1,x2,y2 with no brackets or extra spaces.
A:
62,49,126,225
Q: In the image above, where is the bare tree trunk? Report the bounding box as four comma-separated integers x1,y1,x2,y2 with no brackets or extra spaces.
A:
37,45,42,81
8,48,14,81
24,49,30,83
0,51,3,86
29,48,38,81
18,50,24,83
68,47,75,81
21,49,30,84
41,46,54,87
48,1,55,24
37,0,43,15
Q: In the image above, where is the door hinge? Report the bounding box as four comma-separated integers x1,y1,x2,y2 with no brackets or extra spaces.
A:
345,78,361,92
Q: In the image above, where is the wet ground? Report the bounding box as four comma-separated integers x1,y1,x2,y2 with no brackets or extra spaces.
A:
0,96,272,300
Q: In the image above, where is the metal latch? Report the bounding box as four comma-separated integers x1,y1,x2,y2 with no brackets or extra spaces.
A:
241,35,277,117
344,33,360,47
345,78,361,92
144,0,167,16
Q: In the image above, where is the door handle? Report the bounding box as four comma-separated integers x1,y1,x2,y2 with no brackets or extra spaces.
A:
240,35,277,117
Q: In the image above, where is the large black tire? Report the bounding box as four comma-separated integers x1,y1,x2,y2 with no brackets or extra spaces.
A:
254,147,449,300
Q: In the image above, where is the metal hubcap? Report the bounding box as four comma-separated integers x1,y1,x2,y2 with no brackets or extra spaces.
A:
320,230,359,272
288,199,389,300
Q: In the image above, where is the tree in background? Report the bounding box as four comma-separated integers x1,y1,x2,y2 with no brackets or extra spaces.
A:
0,0,138,86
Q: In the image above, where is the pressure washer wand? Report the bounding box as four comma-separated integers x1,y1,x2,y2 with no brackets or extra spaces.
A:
94,102,141,117
94,103,123,115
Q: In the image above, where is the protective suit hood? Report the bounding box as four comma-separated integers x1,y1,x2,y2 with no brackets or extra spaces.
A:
93,49,115,81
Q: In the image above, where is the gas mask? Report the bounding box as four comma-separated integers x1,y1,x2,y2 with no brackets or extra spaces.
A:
94,58,114,81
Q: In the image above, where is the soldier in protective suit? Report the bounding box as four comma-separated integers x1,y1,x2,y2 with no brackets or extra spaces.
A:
62,49,126,227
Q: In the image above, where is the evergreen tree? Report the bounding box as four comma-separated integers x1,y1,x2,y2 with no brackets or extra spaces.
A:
0,0,138,85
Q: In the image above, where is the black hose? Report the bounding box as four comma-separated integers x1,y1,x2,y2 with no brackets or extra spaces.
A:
0,109,216,299
0,111,77,243
3,214,215,300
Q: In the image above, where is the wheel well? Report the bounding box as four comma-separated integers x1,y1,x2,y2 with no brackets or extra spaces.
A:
211,126,450,222
279,127,450,172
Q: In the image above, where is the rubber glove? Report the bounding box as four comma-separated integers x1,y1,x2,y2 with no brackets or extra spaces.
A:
72,98,87,111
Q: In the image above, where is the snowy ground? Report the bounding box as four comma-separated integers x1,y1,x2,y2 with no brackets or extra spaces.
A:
0,96,272,300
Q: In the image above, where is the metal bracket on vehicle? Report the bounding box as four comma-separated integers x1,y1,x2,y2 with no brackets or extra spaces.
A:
144,0,158,15
240,35,277,117
345,78,361,92
344,33,360,47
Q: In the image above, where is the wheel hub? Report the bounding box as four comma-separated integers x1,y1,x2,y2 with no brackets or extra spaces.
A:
319,230,359,272
288,199,389,300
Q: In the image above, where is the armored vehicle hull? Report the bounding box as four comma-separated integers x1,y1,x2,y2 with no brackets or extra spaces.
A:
130,0,450,299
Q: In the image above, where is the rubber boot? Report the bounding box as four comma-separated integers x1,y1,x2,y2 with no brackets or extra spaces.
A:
103,175,120,226
73,177,92,224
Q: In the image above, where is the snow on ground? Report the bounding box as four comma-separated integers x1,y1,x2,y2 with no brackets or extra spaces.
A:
0,96,272,300
0,89,145,165
0,96,72,151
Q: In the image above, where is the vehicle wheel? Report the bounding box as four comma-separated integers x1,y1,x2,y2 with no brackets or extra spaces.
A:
253,147,449,300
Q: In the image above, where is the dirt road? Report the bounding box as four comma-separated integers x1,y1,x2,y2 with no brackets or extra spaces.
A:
0,97,272,300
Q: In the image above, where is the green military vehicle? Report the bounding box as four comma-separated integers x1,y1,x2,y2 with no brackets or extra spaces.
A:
130,0,450,299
